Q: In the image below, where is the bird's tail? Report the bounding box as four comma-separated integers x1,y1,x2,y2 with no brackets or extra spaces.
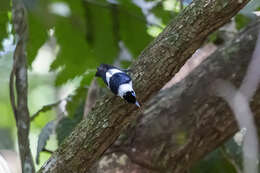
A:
135,101,140,108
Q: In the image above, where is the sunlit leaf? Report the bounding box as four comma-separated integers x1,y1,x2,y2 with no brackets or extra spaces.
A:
31,100,62,121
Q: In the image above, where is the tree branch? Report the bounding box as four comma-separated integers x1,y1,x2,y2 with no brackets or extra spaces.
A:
10,0,35,172
30,100,62,121
38,0,250,172
94,20,260,173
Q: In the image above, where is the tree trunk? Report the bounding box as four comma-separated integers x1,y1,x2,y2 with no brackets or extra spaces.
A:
38,0,251,172
92,19,260,173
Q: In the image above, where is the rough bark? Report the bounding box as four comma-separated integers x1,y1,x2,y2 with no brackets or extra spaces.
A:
38,0,250,172
94,20,260,173
10,0,35,172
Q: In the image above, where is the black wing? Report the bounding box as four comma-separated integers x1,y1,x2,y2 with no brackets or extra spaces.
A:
109,73,131,95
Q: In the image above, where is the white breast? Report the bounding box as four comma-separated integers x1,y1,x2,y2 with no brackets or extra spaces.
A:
118,81,134,98
105,68,122,84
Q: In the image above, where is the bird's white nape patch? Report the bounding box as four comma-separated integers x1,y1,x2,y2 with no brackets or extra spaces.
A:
118,81,134,98
105,68,122,84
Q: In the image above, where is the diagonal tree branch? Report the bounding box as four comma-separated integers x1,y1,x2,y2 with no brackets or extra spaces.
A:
38,0,250,172
9,0,35,172
97,20,260,173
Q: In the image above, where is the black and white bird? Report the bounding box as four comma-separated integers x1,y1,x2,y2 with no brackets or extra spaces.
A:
95,64,140,107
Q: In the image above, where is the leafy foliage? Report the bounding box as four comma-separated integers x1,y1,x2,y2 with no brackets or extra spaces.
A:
27,13,49,66
65,75,92,117
56,104,84,145
151,2,177,25
84,0,119,63
49,0,98,85
0,0,10,50
191,139,247,173
25,0,155,86
208,31,225,45
26,0,165,145
235,14,251,30
118,1,152,57
24,0,180,160
191,148,237,173
31,100,62,121
36,121,55,164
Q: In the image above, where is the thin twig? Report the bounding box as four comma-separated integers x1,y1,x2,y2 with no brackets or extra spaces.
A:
30,100,63,121
42,148,54,154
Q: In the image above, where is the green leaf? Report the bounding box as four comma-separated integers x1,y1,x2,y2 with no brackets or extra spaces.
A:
47,0,152,85
26,0,53,66
208,32,218,43
31,100,62,121
65,85,86,117
85,0,119,63
50,15,96,85
120,60,132,69
55,104,83,145
118,1,152,57
27,13,49,66
0,0,10,11
190,148,237,173
51,0,120,86
190,138,246,173
0,0,10,50
235,14,251,30
56,74,96,145
151,2,177,25
66,73,95,117
36,121,55,164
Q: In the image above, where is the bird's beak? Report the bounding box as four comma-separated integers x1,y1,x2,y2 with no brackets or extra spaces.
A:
135,101,140,108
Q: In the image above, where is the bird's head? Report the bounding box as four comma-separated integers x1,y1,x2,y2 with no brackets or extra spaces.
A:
123,91,140,107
